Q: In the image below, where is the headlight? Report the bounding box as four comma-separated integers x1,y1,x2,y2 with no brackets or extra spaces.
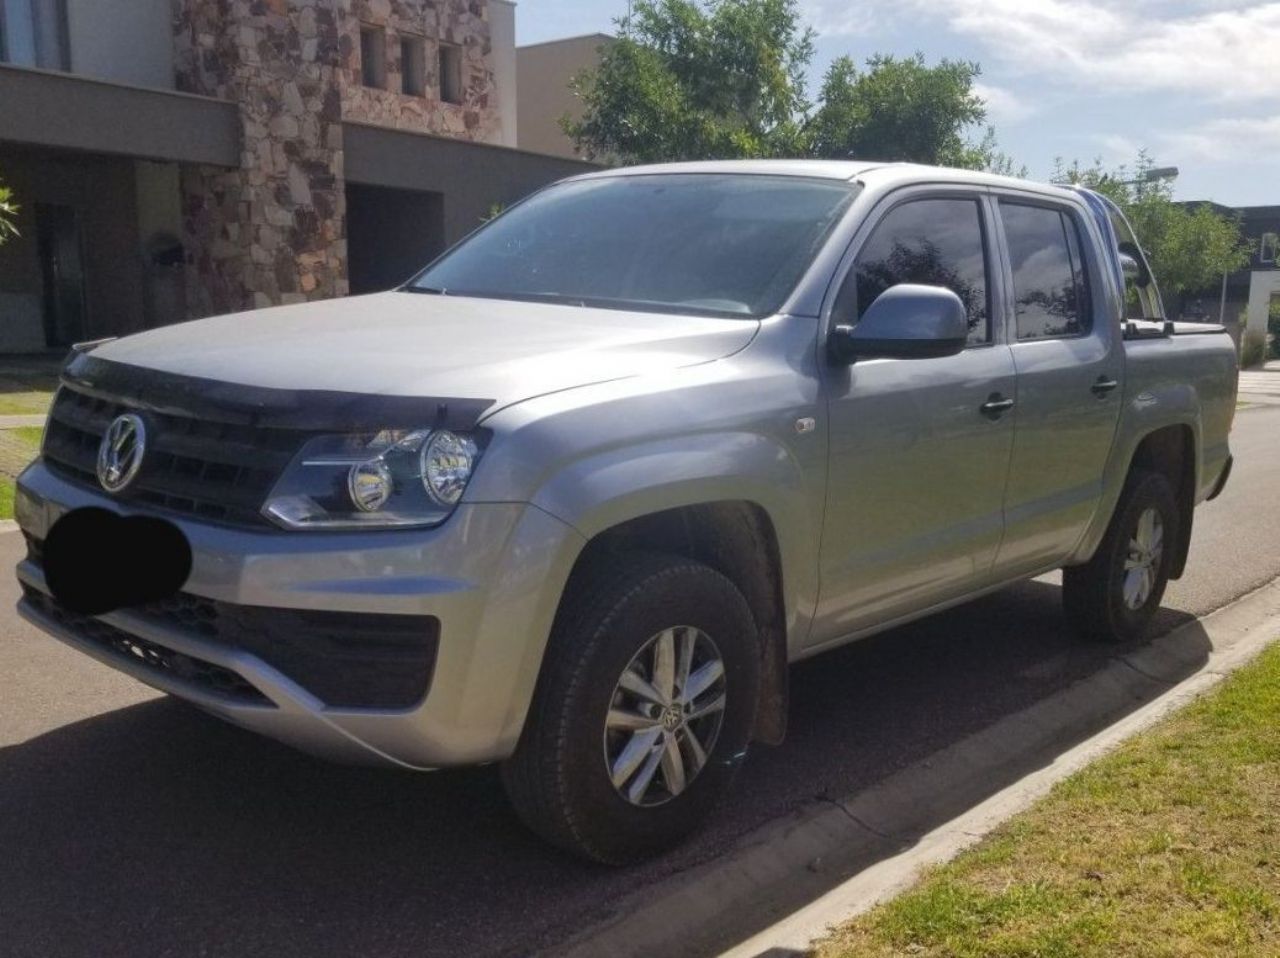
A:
262,429,482,530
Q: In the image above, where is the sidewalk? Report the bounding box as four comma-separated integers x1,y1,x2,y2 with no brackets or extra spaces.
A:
1237,359,1280,406
0,415,48,429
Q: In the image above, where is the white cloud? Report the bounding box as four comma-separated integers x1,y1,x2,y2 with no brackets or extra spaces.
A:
972,82,1036,124
1095,133,1144,163
809,0,1280,101
1158,114,1280,162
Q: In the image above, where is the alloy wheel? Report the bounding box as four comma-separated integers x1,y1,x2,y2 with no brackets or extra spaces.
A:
1122,506,1164,610
603,625,727,807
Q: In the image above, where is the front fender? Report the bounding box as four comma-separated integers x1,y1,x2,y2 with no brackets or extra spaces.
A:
529,430,821,652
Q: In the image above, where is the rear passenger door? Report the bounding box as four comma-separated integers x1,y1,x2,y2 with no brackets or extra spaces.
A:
992,197,1123,576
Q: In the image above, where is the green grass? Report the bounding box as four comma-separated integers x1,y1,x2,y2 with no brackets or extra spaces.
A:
0,391,54,416
0,425,44,519
817,643,1280,958
0,370,57,417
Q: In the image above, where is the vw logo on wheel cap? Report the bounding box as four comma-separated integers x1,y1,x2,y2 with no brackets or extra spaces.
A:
96,413,147,493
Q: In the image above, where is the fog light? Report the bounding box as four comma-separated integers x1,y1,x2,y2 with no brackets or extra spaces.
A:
348,460,393,512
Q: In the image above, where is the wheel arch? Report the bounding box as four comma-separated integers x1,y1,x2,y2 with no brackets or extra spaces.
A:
1077,421,1198,578
1127,423,1197,579
551,501,792,746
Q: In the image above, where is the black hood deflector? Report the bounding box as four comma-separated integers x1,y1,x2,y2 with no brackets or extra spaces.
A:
63,354,496,433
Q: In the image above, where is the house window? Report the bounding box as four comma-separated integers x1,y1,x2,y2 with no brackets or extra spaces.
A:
1262,233,1278,265
0,0,68,70
438,41,463,104
359,24,386,88
401,36,425,96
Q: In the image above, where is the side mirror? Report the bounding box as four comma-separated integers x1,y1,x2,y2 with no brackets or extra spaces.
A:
829,284,969,363
1118,242,1151,288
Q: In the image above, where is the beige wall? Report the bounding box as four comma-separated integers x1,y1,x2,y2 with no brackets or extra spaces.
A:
65,0,174,89
516,33,612,158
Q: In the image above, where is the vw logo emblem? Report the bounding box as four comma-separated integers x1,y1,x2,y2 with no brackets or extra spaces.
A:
96,414,147,493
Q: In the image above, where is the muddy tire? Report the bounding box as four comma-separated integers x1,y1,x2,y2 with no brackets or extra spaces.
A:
1063,469,1179,643
501,553,760,864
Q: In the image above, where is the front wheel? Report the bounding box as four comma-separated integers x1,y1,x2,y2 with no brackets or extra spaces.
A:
1063,469,1179,643
501,553,760,864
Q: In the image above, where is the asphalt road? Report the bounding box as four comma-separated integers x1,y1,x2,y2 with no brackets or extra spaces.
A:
2,403,1279,958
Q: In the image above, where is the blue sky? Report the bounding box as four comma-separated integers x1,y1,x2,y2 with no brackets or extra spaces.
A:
515,1,1280,207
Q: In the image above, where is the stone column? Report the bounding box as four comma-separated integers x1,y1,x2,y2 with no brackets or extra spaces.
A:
174,0,348,317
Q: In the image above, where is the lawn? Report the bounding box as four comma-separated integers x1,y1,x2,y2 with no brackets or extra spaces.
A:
0,368,58,417
0,425,44,520
817,642,1280,957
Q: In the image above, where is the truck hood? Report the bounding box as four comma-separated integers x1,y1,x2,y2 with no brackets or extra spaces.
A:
89,292,759,418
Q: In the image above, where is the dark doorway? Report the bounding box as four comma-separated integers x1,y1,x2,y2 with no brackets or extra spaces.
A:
346,184,446,295
35,202,87,347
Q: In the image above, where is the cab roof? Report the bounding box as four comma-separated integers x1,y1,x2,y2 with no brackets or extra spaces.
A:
568,158,1077,202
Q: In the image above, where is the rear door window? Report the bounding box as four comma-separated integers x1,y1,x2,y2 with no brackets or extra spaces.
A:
1000,202,1092,340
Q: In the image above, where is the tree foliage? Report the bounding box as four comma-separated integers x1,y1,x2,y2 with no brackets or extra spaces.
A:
1053,153,1253,298
566,0,813,162
0,176,17,247
565,0,1014,171
809,54,986,166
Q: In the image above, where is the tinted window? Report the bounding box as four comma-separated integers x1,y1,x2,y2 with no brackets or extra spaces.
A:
1001,203,1091,340
412,175,857,319
844,198,990,345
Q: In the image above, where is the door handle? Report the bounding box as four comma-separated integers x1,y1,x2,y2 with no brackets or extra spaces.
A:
1091,376,1119,396
980,394,1015,417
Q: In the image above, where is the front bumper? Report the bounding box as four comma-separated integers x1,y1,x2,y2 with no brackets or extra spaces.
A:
14,462,585,769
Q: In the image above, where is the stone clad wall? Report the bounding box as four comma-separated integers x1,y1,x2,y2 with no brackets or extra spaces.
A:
337,0,499,141
174,0,350,316
171,0,498,318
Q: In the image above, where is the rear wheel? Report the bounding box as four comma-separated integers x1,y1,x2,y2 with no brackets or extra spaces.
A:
1063,469,1179,643
501,553,760,864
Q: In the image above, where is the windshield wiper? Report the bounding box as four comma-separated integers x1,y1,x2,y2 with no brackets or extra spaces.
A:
403,285,447,295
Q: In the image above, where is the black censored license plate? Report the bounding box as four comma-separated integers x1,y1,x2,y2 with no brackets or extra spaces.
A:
41,508,193,615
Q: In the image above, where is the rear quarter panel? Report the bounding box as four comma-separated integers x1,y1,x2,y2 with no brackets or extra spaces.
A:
1071,329,1238,564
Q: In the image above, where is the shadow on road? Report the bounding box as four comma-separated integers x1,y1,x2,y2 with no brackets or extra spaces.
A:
0,580,1207,958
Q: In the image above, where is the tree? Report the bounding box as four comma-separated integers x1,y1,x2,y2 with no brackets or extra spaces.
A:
566,0,1014,172
565,0,814,163
1052,153,1252,299
0,176,17,247
808,54,987,166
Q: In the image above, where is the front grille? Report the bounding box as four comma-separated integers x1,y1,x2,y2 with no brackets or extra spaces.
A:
42,386,313,527
23,585,272,706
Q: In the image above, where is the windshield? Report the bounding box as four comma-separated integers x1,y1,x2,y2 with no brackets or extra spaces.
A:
409,174,857,318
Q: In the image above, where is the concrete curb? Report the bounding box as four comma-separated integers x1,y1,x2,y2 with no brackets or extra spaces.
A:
550,578,1280,958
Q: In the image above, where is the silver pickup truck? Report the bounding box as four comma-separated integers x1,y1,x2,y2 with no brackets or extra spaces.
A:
14,161,1237,863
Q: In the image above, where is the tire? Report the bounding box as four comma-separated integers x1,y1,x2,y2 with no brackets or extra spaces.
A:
501,552,761,864
1063,469,1180,643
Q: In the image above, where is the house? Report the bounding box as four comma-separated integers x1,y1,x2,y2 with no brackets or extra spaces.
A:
516,32,613,160
0,0,595,353
1169,203,1280,357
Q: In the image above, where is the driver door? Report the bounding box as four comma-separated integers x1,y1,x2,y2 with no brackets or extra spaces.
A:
809,191,1017,646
